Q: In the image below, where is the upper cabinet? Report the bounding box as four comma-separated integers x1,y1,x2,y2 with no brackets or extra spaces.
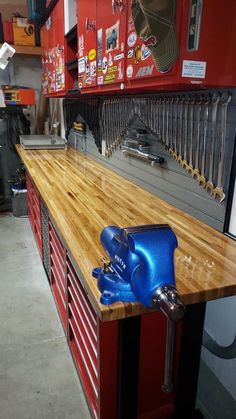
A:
41,0,236,97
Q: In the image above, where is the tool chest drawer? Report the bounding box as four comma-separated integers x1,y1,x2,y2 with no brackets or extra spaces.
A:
26,173,43,259
49,220,67,331
67,255,99,417
66,254,119,419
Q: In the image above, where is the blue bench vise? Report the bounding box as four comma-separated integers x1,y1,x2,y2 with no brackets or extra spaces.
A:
92,224,185,321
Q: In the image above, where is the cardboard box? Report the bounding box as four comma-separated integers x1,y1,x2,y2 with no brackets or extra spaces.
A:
13,17,35,46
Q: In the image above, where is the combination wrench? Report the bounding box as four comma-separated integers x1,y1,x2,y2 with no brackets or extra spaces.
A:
181,96,190,169
192,95,202,180
213,92,232,202
186,96,196,175
198,95,210,188
205,92,220,194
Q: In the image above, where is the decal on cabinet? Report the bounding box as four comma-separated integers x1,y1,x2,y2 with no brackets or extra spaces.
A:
106,21,119,52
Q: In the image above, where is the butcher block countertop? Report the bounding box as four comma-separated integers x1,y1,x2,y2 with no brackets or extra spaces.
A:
16,145,236,321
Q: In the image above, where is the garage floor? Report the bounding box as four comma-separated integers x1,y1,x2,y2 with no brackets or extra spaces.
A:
0,213,91,419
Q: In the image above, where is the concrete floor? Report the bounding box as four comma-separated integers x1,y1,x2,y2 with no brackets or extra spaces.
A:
0,213,91,419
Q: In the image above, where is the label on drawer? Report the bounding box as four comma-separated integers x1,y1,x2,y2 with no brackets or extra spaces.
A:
182,60,206,78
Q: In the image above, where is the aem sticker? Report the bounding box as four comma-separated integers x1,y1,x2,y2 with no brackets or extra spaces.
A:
88,49,96,61
136,65,154,77
127,32,137,47
126,64,133,78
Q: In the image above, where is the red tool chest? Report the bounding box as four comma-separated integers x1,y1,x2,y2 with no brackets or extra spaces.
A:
26,173,43,259
67,254,118,419
49,219,67,331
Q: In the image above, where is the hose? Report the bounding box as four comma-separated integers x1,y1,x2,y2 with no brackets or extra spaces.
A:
202,330,236,359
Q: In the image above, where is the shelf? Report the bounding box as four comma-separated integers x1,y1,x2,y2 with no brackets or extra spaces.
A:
0,44,42,56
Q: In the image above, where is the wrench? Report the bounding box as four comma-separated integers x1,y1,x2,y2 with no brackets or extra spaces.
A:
198,95,210,188
172,96,179,160
162,97,167,145
205,93,220,194
192,95,202,180
181,96,190,169
213,92,232,202
177,97,184,163
168,97,175,155
186,96,196,175
165,97,170,150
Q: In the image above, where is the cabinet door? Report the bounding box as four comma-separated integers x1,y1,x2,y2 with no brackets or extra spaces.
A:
78,0,97,89
96,0,127,87
51,0,66,93
126,0,182,87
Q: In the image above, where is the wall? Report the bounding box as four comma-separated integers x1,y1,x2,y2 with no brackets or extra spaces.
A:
0,0,27,20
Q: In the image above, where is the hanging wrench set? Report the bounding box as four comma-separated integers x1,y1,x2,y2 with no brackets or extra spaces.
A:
100,93,232,202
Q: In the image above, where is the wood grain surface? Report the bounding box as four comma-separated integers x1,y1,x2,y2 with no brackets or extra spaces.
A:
16,145,236,321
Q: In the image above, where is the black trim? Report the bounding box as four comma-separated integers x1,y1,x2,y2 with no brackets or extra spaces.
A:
175,302,206,419
65,24,77,44
224,133,236,234
118,316,141,419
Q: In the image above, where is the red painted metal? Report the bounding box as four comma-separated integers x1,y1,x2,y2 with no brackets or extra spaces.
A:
41,0,66,96
67,255,119,419
49,220,67,331
26,173,43,259
96,0,127,89
125,0,236,91
77,0,97,89
137,312,183,419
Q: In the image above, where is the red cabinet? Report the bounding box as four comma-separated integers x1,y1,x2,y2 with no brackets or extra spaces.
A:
96,0,127,89
26,173,43,259
125,0,236,91
78,0,97,89
41,0,66,96
78,0,127,92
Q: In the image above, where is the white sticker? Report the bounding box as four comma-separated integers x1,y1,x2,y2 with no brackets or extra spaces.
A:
78,58,85,74
102,57,108,74
127,32,137,47
182,60,206,78
97,76,104,85
126,65,133,78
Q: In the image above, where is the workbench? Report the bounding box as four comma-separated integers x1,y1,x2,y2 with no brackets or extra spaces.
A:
16,145,236,419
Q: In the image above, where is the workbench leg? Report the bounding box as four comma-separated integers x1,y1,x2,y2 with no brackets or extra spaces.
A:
118,316,141,419
175,302,206,419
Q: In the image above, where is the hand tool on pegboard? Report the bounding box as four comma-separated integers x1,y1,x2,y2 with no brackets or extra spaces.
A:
181,96,190,170
192,95,202,180
165,97,170,151
186,96,196,175
198,95,210,188
177,97,184,163
213,92,232,202
172,96,179,160
205,92,220,194
168,97,175,156
161,97,167,145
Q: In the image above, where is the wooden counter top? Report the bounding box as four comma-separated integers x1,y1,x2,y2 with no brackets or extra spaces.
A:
16,145,236,321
